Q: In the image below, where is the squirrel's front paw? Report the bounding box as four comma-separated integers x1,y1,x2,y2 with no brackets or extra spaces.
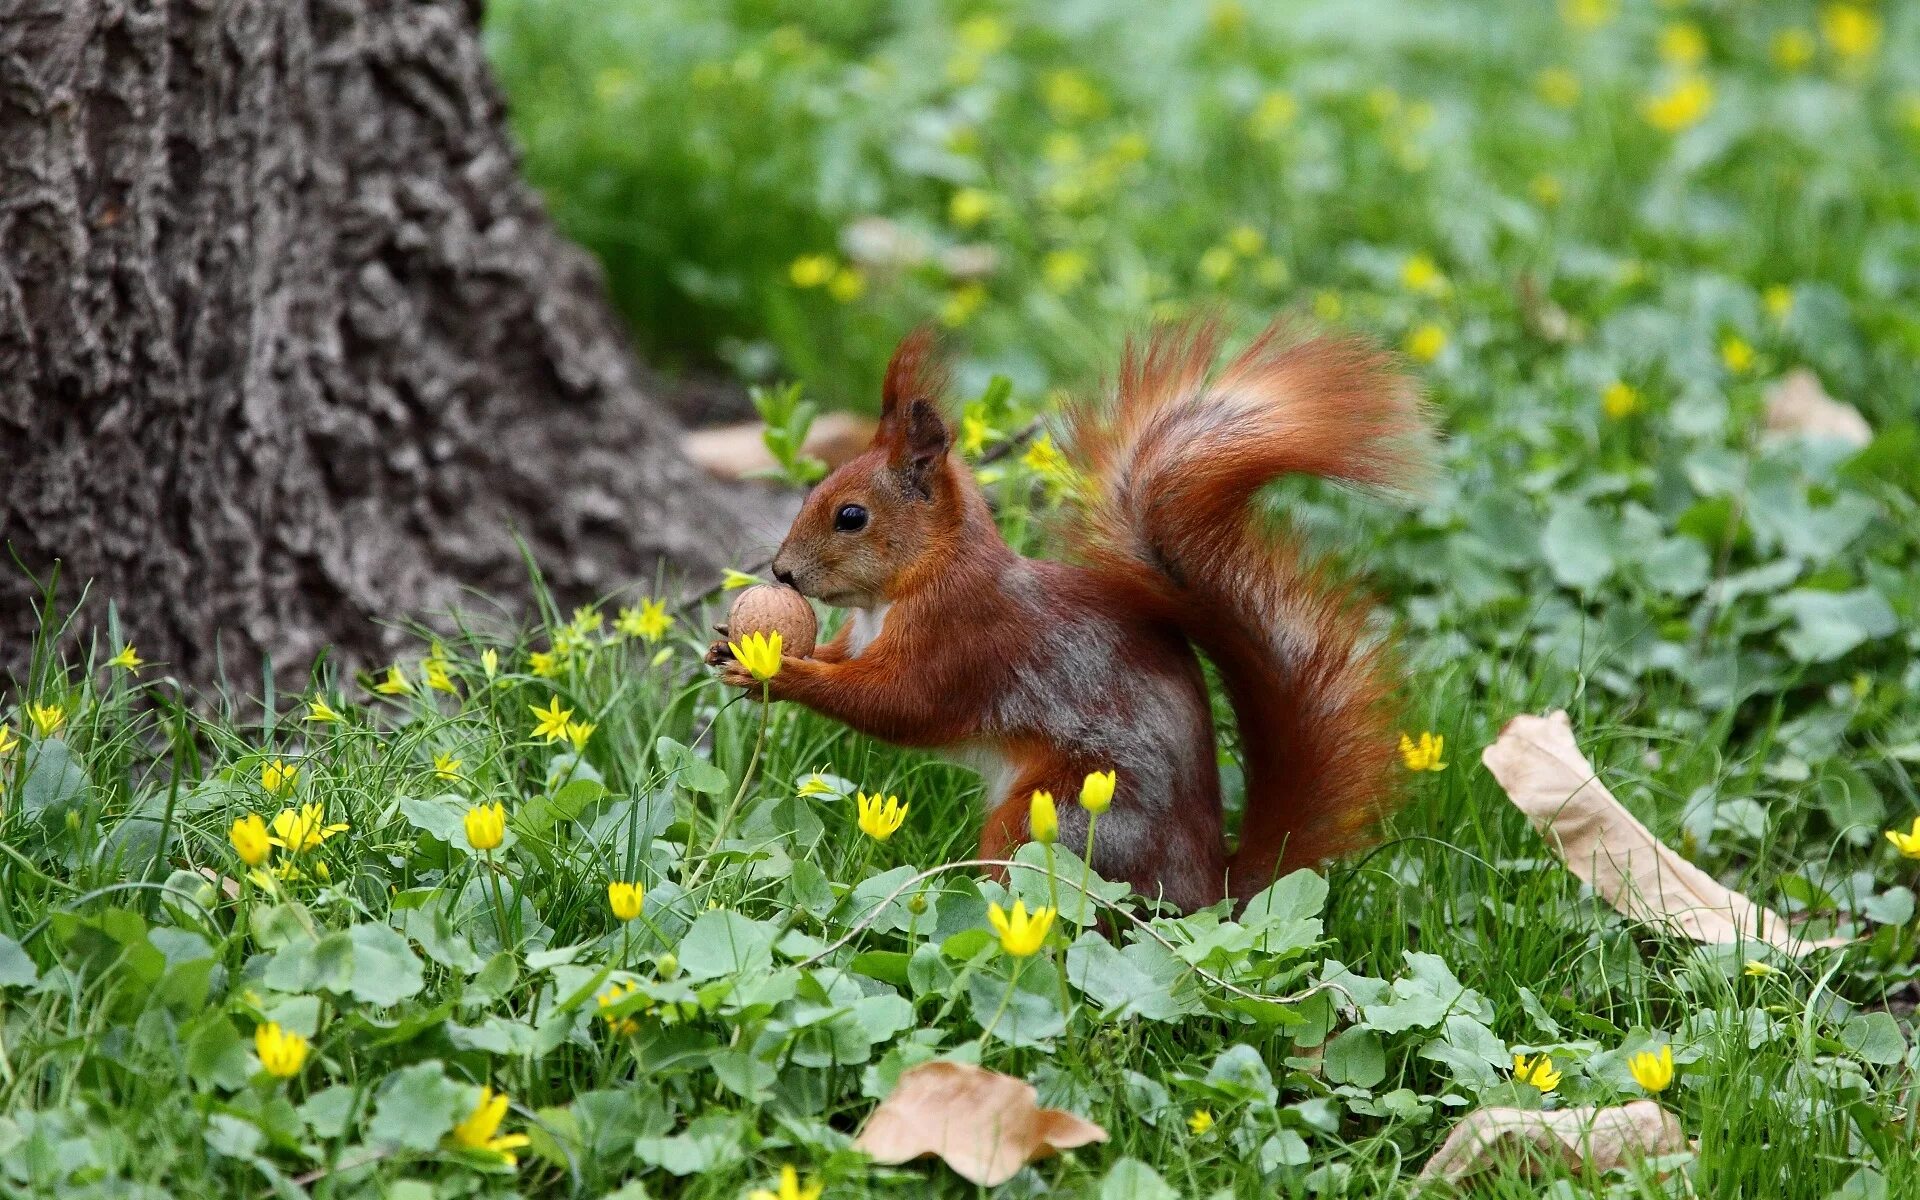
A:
704,637,735,667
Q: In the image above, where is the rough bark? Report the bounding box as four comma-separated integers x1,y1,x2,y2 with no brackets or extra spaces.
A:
0,0,783,687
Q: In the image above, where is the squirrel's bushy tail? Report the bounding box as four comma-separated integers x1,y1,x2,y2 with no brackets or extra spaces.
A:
1061,321,1430,900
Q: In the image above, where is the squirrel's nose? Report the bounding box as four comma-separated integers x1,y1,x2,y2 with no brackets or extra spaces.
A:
773,565,796,587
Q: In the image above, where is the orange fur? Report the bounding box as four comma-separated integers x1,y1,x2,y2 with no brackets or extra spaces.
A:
1061,321,1429,897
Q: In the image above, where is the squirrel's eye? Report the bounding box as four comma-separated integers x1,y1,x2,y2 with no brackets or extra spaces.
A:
834,503,869,533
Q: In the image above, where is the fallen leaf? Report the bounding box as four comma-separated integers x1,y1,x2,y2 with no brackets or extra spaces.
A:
853,1060,1107,1186
1481,711,1847,957
1763,369,1872,447
1417,1101,1687,1185
681,411,878,481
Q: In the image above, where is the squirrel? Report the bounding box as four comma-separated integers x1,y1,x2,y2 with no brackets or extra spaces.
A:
710,321,1431,911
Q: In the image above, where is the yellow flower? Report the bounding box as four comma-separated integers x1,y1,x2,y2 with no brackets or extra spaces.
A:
481,648,499,679
789,255,835,288
1187,1108,1215,1135
570,606,602,636
1627,1043,1674,1093
1535,67,1580,109
1225,225,1265,257
1021,433,1069,480
949,187,993,228
729,630,784,682
1512,1053,1562,1092
269,802,348,852
1080,769,1116,815
254,1022,309,1079
1401,254,1448,296
1404,323,1447,363
107,644,144,672
448,1086,531,1166
608,881,644,922
1313,290,1344,321
1721,336,1754,374
797,776,839,798
565,720,596,752
424,659,457,695
1885,817,1920,859
1044,69,1103,122
433,752,463,782
1771,28,1815,70
1530,173,1564,207
1042,248,1090,294
373,665,413,696
230,814,272,867
1198,245,1236,284
597,978,643,1036
1028,789,1058,845
26,702,65,738
1559,0,1613,31
529,650,560,678
987,899,1056,958
1744,959,1781,978
1248,90,1298,139
748,1165,824,1200
1659,22,1706,68
940,283,987,328
957,13,1008,54
1764,285,1795,320
617,599,674,643
1603,380,1641,419
0,726,16,757
465,802,507,852
827,267,866,304
1399,732,1448,772
1643,76,1713,133
1821,4,1880,60
529,696,573,743
856,791,908,842
306,698,343,724
262,757,299,796
721,569,760,590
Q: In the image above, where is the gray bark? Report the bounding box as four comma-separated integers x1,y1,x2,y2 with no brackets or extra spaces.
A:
0,0,780,686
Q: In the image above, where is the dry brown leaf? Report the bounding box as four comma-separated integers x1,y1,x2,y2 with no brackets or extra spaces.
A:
1416,1101,1687,1185
1481,711,1847,957
681,412,879,481
853,1060,1107,1186
1763,368,1872,447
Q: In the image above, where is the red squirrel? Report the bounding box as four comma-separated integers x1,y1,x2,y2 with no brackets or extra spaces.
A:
711,321,1431,911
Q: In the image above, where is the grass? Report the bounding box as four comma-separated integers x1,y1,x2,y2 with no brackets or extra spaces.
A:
5,0,1920,1196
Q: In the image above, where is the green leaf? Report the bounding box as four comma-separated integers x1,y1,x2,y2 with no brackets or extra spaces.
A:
1540,499,1617,590
1322,1027,1386,1088
300,1085,361,1139
631,1113,745,1175
1772,588,1897,662
0,934,37,987
345,922,426,1006
21,737,89,829
1202,1043,1277,1105
1100,1158,1178,1200
676,910,778,981
967,958,1068,1047
1839,1012,1906,1066
368,1061,467,1151
183,1013,252,1091
849,951,911,987
655,737,730,796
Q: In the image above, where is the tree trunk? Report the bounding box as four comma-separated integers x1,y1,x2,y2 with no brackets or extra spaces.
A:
0,0,780,687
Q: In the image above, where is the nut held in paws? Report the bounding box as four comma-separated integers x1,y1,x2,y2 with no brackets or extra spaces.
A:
727,584,817,658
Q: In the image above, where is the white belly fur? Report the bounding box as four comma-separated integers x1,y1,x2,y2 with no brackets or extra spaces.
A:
944,743,1018,811
846,602,892,657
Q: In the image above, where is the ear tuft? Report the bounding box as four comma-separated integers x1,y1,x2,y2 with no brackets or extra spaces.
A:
880,327,950,420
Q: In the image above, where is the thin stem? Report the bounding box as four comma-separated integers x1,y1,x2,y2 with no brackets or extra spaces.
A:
684,680,770,894
484,850,512,950
976,954,1025,1049
1078,811,1099,926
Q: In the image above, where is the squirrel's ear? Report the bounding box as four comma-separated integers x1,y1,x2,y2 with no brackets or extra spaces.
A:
891,397,951,498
